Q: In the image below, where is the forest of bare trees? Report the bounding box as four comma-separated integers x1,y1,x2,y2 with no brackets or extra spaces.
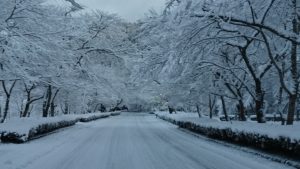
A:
0,0,299,126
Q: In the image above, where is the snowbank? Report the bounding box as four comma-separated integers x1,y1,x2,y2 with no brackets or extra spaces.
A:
156,112,300,157
0,112,119,143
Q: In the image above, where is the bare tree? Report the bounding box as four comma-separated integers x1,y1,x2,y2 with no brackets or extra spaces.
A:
21,83,43,117
0,80,17,123
42,85,59,117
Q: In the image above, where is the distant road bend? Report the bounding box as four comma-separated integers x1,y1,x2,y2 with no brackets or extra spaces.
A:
0,113,294,169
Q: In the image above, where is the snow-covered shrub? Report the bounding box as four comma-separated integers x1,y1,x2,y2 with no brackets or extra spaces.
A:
1,119,78,143
27,119,78,140
78,114,110,122
0,132,26,144
157,114,300,156
110,112,121,116
0,112,120,143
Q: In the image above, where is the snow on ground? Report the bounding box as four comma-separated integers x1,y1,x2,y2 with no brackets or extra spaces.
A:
156,111,300,141
0,112,112,142
0,113,295,169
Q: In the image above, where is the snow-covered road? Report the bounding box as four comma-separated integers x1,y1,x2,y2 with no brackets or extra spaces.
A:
0,113,294,169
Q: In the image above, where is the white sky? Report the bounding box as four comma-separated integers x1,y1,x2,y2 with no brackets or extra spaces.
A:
50,0,166,22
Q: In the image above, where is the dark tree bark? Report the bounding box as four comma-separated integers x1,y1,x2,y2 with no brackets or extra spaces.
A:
297,105,300,121
220,96,228,121
239,46,265,123
196,104,202,118
254,80,265,123
63,101,70,115
287,94,297,125
279,112,286,125
42,85,52,117
224,83,246,121
286,1,299,124
209,94,215,119
237,90,246,121
49,89,59,117
0,80,17,123
277,87,285,125
237,100,246,121
50,102,55,117
21,83,43,117
259,15,299,125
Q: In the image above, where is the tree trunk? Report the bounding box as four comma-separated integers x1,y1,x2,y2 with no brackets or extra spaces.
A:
22,102,31,117
238,100,246,121
0,80,17,123
209,95,213,119
279,112,286,125
220,96,228,121
22,84,31,117
277,87,285,125
27,105,33,117
240,47,265,123
1,97,11,123
287,3,299,125
22,96,43,117
287,94,297,125
42,85,52,117
236,89,246,121
64,102,69,115
297,109,300,121
22,83,43,118
255,80,265,123
50,102,55,117
50,89,59,116
196,104,202,118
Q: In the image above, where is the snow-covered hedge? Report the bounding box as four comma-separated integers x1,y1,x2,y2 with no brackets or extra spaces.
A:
156,112,300,157
0,117,78,143
110,111,121,116
78,113,110,122
27,119,77,140
0,132,25,144
0,112,121,143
